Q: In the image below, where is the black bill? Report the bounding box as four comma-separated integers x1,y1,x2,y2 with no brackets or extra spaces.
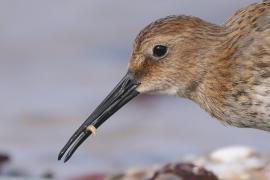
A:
58,73,140,162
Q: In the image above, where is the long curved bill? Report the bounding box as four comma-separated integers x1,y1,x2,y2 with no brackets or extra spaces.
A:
58,73,140,162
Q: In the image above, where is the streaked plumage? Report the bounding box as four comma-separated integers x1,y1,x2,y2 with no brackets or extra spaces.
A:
131,1,270,130
59,1,270,162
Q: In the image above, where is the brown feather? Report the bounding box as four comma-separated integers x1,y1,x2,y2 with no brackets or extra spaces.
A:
128,2,270,131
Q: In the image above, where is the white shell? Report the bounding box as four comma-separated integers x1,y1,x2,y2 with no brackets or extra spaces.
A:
209,146,258,163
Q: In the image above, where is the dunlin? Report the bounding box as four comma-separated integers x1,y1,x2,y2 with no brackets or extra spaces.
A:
58,1,270,162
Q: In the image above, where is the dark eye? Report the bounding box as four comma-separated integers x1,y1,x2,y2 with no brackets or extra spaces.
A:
152,45,168,58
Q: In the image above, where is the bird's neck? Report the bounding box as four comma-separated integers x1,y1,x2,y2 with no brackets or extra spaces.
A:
186,21,238,121
187,2,269,121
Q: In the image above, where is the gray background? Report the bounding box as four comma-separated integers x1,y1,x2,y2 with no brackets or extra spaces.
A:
0,0,268,178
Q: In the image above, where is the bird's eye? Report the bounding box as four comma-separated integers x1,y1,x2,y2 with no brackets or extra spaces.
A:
152,45,168,58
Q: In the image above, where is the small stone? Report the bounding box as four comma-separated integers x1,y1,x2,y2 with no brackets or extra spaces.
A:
0,154,10,165
42,171,54,179
205,146,267,180
150,163,218,180
74,173,107,180
209,146,258,163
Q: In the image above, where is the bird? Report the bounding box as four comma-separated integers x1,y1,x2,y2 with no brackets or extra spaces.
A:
58,1,270,162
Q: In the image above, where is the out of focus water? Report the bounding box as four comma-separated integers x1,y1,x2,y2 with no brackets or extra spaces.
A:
1,0,269,178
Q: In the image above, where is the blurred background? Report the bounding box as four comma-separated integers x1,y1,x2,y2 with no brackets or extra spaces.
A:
0,0,269,179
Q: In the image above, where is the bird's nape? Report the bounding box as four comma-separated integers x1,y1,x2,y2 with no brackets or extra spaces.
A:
58,73,140,162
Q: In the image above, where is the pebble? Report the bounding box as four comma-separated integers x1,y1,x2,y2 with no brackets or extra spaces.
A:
104,146,270,180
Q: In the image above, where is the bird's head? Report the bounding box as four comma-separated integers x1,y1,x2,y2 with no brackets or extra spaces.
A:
129,15,208,97
58,16,211,162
